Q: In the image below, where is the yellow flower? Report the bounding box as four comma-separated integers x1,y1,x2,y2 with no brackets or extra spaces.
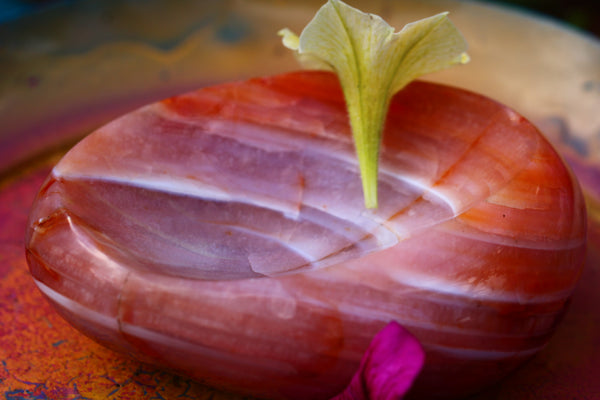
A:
280,0,469,208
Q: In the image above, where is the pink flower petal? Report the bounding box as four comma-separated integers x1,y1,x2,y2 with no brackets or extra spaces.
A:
333,321,425,400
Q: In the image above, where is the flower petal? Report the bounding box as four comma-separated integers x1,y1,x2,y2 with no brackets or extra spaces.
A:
280,0,469,208
332,321,425,400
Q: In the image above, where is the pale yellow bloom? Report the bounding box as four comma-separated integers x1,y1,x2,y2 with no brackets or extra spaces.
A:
279,0,469,208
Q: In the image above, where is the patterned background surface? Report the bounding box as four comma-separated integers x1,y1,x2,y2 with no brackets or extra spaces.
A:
0,0,598,37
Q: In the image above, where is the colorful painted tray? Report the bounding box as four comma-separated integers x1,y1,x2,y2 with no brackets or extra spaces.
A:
1,1,599,398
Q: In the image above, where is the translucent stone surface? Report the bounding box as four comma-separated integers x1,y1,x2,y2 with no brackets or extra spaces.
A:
25,71,587,399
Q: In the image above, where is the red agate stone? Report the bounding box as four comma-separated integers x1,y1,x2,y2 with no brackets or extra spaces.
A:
25,71,586,399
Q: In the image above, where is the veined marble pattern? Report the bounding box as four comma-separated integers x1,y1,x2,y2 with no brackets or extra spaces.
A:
25,71,586,399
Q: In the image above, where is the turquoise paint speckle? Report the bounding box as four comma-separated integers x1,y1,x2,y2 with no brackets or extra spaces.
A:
215,14,250,43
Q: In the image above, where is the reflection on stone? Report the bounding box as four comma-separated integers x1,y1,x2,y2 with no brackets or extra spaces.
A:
26,71,587,399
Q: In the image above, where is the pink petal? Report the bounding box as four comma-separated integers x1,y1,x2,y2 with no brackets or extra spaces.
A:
333,321,425,400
